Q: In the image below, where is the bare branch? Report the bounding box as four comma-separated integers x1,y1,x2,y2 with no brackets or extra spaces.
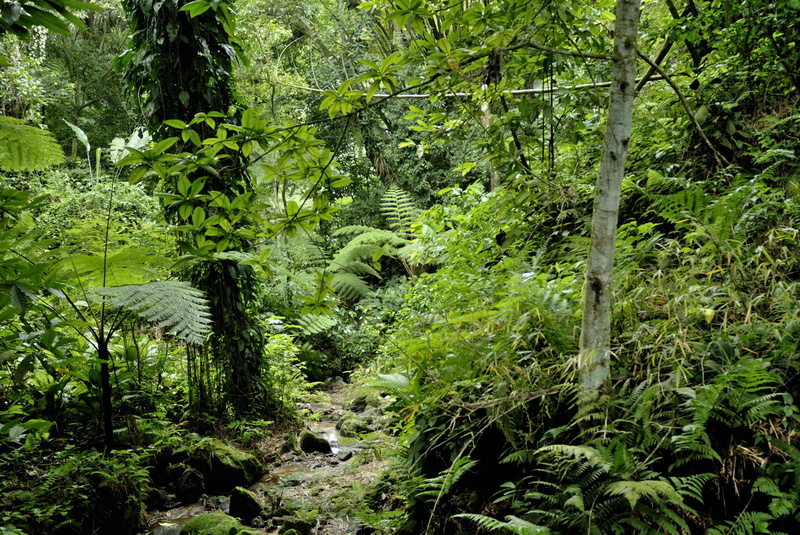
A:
636,49,730,168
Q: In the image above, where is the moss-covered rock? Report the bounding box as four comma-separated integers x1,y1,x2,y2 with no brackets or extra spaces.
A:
344,390,384,413
336,413,376,437
298,429,332,454
229,486,263,523
179,511,259,535
279,515,315,534
190,439,263,492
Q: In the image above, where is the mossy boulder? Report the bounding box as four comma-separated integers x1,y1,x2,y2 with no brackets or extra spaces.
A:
336,413,376,438
229,486,263,523
298,429,332,454
179,511,259,535
190,439,263,492
279,515,315,534
344,390,384,413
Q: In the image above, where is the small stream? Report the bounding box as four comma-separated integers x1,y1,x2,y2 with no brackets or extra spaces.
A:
143,387,360,534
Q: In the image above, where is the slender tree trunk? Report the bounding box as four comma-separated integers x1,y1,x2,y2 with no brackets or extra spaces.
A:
99,340,114,451
482,100,501,190
579,0,640,399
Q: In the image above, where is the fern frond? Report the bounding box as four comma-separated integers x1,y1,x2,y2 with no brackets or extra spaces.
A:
454,513,551,535
371,372,410,393
332,225,382,237
707,511,774,535
605,479,682,509
89,281,211,344
296,313,337,335
381,186,420,236
331,272,373,301
0,116,65,171
60,247,170,287
337,260,381,278
669,473,716,502
416,457,478,501
502,449,538,465
536,445,611,473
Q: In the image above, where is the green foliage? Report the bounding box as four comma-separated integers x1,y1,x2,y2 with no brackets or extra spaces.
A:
0,0,101,65
0,447,147,534
380,185,420,237
264,332,315,406
90,281,212,345
455,514,550,535
0,116,64,170
117,0,243,135
414,457,478,503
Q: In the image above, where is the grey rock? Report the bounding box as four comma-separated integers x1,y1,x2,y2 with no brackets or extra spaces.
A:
152,525,181,535
176,468,205,503
206,495,230,513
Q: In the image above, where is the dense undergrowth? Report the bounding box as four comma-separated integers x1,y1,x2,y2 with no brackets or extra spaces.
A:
3,0,800,534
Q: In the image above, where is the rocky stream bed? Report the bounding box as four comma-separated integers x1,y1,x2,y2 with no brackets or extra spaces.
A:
141,381,400,535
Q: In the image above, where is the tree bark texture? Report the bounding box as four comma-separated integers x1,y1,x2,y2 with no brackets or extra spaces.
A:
579,0,640,398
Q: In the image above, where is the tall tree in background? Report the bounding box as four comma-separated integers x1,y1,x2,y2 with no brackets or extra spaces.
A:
118,0,273,418
578,0,640,402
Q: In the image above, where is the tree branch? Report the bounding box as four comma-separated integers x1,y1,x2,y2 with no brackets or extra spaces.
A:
636,49,730,168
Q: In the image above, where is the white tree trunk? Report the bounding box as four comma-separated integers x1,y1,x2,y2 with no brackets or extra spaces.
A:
579,0,641,398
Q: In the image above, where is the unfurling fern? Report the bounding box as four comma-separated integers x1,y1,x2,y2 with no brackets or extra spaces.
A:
0,116,66,171
89,281,211,344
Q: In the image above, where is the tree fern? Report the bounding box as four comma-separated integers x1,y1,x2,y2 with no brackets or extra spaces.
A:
89,281,211,344
0,116,65,171
60,247,172,288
